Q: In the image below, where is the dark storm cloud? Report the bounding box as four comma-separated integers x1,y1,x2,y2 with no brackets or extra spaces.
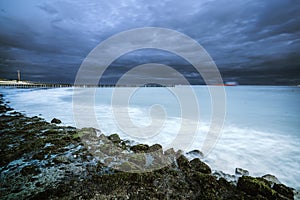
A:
0,0,299,85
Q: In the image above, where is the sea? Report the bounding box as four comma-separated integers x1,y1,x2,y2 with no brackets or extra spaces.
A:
0,86,299,188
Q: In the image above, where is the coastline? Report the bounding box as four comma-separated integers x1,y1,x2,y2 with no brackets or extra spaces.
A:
0,93,297,199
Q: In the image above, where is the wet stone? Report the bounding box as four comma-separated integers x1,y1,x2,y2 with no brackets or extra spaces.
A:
237,176,278,199
235,168,249,176
176,154,190,171
130,144,149,153
148,144,163,154
273,183,294,200
108,133,121,143
262,174,281,185
51,118,61,124
190,158,211,174
186,149,204,158
20,165,41,176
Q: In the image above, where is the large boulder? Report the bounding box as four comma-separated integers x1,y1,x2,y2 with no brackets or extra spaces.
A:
51,118,61,124
130,144,149,153
148,144,163,154
108,133,121,143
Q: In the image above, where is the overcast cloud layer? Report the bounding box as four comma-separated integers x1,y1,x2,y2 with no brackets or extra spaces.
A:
0,0,300,85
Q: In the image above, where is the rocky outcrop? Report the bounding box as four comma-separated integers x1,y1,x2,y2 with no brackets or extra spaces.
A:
262,174,281,185
50,118,61,124
273,183,294,200
0,93,295,200
186,149,204,158
190,158,212,174
107,133,121,143
130,144,150,153
237,176,294,200
235,167,249,176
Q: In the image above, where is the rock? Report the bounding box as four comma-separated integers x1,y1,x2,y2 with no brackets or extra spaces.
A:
20,165,41,176
186,149,204,158
100,143,121,156
32,152,45,160
76,127,99,140
262,174,281,185
130,144,149,153
96,162,105,172
190,158,211,174
108,133,121,143
175,150,184,157
237,176,278,199
98,134,111,143
53,155,70,164
235,168,249,176
128,154,146,167
104,157,114,165
273,183,294,199
117,162,140,172
120,140,130,150
148,144,163,154
51,118,61,124
164,148,176,156
35,182,42,187
176,154,190,171
213,171,238,184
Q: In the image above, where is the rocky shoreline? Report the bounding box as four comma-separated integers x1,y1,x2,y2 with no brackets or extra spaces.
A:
0,93,297,199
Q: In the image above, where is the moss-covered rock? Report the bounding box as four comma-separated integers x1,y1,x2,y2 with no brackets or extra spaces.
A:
190,158,211,174
273,183,294,200
176,154,190,171
130,144,149,153
108,133,121,143
148,144,163,154
75,127,98,139
237,176,279,199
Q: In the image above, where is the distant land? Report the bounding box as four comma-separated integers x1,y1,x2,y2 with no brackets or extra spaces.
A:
1,78,299,88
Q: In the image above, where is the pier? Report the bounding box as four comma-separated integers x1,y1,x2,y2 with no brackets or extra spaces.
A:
0,80,175,88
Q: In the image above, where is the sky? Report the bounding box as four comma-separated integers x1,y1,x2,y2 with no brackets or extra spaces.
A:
0,0,300,85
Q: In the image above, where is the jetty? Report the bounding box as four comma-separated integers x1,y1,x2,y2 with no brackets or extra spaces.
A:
0,80,73,88
0,80,175,88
